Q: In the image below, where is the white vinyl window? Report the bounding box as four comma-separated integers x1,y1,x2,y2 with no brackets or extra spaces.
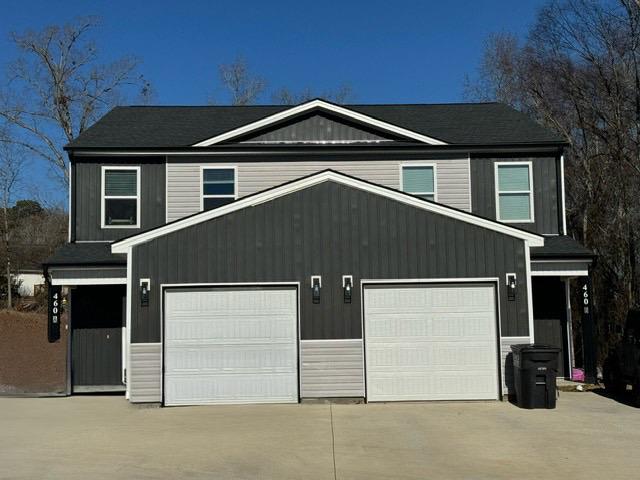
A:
201,167,237,211
495,162,534,222
101,166,140,228
401,164,437,201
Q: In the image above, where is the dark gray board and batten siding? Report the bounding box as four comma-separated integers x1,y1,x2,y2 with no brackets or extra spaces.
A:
236,112,400,143
470,155,560,235
71,157,166,242
131,181,530,343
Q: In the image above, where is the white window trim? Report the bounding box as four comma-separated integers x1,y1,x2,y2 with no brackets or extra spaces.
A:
494,161,535,223
101,166,141,229
200,165,238,211
400,163,438,202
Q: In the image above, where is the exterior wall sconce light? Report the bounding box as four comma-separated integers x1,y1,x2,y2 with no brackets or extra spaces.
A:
311,276,321,304
140,278,151,307
342,275,353,304
506,273,517,301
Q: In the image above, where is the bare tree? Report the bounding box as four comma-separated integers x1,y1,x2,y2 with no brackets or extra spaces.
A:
0,140,25,309
0,16,153,186
463,33,523,107
271,84,354,105
465,0,640,360
218,57,266,105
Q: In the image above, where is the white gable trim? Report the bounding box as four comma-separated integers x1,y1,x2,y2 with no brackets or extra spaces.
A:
192,99,448,147
112,171,543,253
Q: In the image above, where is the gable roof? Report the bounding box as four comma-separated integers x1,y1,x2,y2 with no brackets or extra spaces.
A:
112,169,544,253
66,101,566,149
192,99,447,146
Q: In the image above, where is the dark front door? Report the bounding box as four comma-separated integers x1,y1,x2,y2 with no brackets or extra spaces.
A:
71,285,125,390
533,277,569,377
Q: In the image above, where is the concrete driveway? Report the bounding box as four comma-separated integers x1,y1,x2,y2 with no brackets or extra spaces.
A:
0,392,638,479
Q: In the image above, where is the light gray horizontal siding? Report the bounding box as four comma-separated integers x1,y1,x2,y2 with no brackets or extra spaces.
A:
166,158,471,222
300,340,365,397
501,336,530,396
129,343,161,403
49,267,127,281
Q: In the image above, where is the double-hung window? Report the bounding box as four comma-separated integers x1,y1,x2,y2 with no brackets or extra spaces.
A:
495,162,534,222
102,166,140,228
402,165,436,201
202,167,236,211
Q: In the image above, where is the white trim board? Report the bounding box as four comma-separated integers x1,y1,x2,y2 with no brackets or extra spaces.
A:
48,266,126,272
531,270,588,277
192,99,448,147
112,170,544,252
560,154,567,235
531,259,592,263
50,278,127,286
525,241,535,342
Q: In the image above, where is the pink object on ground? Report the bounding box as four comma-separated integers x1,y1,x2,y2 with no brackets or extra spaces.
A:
572,368,585,382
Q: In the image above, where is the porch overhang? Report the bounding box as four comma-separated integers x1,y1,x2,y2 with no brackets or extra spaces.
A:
530,235,594,277
44,242,126,286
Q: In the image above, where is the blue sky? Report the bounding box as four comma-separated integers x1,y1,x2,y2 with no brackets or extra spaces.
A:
0,0,547,203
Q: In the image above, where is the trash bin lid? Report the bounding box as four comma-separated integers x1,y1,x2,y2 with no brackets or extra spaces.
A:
511,343,561,353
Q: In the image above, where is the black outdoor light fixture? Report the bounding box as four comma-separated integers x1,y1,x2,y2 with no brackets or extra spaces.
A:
311,276,321,304
342,275,353,304
506,273,517,301
140,278,150,307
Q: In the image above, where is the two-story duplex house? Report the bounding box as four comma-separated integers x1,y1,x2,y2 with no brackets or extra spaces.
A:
44,99,594,405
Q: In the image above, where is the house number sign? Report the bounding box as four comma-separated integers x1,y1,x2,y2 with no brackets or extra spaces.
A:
582,281,590,315
48,285,62,343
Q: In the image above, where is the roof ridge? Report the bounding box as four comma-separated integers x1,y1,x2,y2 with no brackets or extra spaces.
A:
117,101,502,109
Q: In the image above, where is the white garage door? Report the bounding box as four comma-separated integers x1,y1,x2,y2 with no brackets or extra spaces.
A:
164,287,298,406
364,284,499,401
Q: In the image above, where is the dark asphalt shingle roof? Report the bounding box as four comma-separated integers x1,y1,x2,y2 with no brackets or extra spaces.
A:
531,236,594,259
43,243,126,266
66,102,566,149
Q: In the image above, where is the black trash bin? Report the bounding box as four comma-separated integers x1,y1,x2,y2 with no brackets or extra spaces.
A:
511,344,560,409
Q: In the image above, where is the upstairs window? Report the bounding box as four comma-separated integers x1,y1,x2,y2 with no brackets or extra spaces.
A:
495,163,534,222
202,167,236,211
402,165,436,201
102,167,139,228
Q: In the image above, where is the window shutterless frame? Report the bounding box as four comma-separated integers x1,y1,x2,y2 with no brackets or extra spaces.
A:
494,161,535,223
101,166,141,229
200,165,238,211
400,163,438,202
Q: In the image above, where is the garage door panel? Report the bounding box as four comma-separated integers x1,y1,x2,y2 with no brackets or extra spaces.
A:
165,344,297,371
368,372,498,401
365,284,499,401
165,373,297,406
164,288,298,406
367,343,498,369
165,317,295,344
367,314,496,338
